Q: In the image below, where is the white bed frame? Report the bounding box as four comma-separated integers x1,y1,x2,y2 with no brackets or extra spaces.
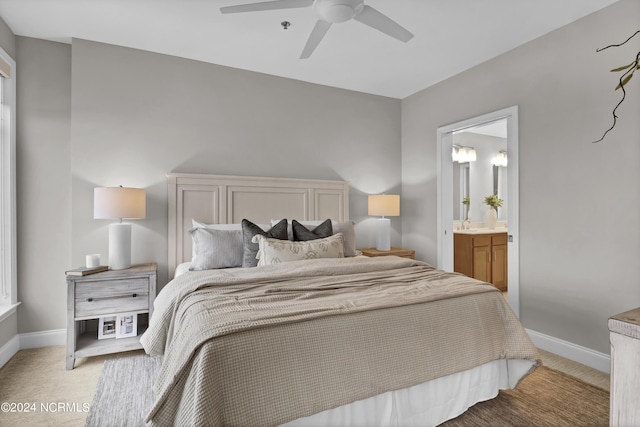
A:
167,173,350,278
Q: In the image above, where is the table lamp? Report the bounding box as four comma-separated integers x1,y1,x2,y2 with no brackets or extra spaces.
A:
368,194,400,251
94,186,146,270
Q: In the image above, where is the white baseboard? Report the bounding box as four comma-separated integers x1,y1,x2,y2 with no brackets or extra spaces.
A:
0,329,66,369
0,334,19,368
19,328,66,349
526,328,610,374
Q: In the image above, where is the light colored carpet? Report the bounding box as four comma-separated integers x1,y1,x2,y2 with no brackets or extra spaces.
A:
0,346,144,426
537,348,610,390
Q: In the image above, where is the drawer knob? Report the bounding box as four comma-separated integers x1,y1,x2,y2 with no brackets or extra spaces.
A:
132,293,137,298
87,298,93,302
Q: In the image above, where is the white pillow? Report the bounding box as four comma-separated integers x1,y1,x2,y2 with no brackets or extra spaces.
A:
271,219,358,257
252,233,345,266
188,227,244,270
192,220,243,230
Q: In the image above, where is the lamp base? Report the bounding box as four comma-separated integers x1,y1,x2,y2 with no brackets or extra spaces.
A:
108,223,131,270
375,217,391,251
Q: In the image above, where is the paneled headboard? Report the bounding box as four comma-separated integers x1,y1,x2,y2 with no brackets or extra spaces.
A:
167,173,350,277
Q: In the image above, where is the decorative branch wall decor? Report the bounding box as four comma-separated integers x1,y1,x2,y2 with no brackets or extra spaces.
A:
593,30,640,143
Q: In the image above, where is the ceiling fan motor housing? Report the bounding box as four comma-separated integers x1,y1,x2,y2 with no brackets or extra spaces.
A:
313,0,364,23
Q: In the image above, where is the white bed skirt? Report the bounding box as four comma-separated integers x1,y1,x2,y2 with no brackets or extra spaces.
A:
282,359,535,427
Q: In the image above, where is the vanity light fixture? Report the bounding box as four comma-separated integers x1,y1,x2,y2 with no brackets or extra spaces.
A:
493,150,508,167
452,146,461,162
452,145,476,163
466,148,477,162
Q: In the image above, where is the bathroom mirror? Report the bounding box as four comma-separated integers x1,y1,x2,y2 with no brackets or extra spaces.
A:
452,119,508,223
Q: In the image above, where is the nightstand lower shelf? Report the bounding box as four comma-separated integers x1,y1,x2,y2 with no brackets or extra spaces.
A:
74,327,148,359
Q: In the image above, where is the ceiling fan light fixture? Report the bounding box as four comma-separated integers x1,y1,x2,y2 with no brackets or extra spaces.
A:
314,0,364,23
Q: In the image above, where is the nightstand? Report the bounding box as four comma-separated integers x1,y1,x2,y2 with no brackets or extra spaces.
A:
609,307,640,425
66,263,157,370
359,247,415,259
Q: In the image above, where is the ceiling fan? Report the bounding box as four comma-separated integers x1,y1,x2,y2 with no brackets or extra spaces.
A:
220,0,414,59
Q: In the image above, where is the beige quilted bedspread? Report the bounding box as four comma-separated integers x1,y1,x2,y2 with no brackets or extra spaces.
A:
141,256,539,427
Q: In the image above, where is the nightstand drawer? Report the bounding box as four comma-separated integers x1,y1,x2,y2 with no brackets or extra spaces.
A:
75,278,149,317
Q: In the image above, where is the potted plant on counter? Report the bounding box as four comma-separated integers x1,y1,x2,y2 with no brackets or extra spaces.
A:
484,194,503,229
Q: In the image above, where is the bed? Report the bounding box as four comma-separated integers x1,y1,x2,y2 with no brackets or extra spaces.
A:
141,173,540,427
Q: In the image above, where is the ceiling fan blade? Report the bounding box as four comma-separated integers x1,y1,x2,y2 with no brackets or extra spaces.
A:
300,20,332,59
353,5,413,42
220,0,313,14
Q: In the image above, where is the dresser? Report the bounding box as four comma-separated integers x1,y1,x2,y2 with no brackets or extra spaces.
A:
66,263,157,369
609,307,640,426
454,231,507,291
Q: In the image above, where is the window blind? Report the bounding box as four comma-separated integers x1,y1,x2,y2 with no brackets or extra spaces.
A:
0,56,10,78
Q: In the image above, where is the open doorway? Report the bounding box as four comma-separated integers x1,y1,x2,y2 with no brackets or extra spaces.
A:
436,106,520,316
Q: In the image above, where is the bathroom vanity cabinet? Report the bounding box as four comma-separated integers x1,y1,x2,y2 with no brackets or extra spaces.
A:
454,231,507,291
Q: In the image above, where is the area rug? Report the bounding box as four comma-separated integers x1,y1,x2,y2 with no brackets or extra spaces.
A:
86,357,609,427
85,354,162,427
440,366,609,427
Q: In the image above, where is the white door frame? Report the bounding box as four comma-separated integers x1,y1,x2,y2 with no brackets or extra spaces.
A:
436,106,520,316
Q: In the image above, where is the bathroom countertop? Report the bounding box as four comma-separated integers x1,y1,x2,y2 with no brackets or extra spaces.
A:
454,228,508,235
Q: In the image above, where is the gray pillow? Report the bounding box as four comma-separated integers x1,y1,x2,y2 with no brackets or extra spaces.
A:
273,219,358,257
188,227,244,270
292,218,333,241
241,218,289,267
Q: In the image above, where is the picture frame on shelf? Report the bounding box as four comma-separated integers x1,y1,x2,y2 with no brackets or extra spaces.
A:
115,313,137,339
98,316,116,340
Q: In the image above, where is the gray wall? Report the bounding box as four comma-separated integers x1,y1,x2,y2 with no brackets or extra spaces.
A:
0,16,15,348
401,0,640,353
0,15,15,59
15,37,72,334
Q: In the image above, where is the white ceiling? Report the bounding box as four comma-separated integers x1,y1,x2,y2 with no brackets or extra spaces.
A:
0,0,620,99
464,119,507,139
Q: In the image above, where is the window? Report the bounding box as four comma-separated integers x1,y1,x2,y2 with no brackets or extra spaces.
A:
0,45,17,321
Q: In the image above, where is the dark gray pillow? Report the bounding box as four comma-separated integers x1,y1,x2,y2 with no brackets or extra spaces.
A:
241,218,288,267
292,218,333,241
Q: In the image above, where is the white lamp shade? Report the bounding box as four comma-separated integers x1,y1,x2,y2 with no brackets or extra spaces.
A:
94,186,145,270
368,194,400,217
94,187,146,219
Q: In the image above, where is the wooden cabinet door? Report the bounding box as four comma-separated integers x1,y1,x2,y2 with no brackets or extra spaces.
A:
472,245,491,283
453,234,473,277
491,244,508,291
